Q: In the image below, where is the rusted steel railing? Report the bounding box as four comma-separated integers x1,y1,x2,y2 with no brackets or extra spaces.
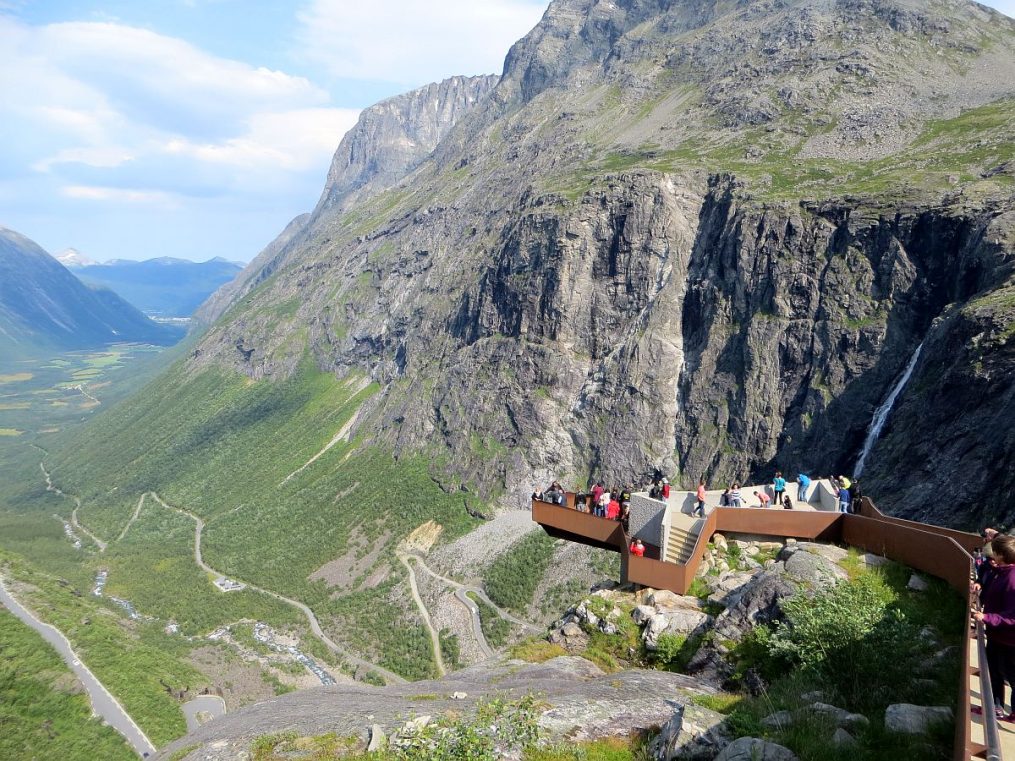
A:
531,491,994,760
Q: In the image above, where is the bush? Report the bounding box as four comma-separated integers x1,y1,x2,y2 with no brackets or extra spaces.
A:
485,532,556,613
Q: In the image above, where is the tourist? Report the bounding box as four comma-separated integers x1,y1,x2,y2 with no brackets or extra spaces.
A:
596,488,610,518
591,481,605,510
720,487,731,507
754,490,771,508
630,538,646,557
574,488,587,512
848,479,862,512
694,478,706,517
620,502,631,532
662,477,671,499
838,484,851,514
972,534,1015,721
606,494,621,521
620,485,632,504
730,483,743,508
797,473,812,502
773,471,786,505
782,494,794,510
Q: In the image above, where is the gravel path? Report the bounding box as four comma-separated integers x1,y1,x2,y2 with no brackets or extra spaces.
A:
430,509,538,579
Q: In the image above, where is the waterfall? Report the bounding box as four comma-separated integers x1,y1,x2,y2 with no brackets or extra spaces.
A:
854,341,924,478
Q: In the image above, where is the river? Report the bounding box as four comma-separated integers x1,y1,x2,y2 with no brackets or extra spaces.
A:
0,577,156,757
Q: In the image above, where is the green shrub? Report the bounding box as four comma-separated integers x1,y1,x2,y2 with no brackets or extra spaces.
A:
485,532,556,613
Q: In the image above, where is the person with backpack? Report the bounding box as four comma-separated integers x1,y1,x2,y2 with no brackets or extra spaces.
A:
838,484,851,513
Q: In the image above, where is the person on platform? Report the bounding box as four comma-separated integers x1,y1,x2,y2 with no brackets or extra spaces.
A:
694,479,707,517
782,494,794,510
606,495,621,521
797,473,812,502
773,471,786,506
630,538,646,557
838,484,851,513
730,483,743,508
754,490,772,508
972,535,1015,722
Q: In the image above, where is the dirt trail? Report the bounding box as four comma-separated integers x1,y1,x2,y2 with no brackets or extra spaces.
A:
39,462,108,551
148,493,406,686
116,493,146,542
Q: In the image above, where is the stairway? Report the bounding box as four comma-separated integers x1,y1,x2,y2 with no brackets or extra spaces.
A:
664,524,701,565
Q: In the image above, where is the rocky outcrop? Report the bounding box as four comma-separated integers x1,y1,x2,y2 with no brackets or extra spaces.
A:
153,655,721,760
316,74,499,214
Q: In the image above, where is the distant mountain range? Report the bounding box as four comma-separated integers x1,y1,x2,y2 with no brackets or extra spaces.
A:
61,255,244,318
0,227,183,359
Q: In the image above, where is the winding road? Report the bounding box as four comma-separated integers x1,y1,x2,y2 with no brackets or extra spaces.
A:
397,553,447,676
39,462,108,551
402,553,543,664
0,576,155,757
148,493,406,686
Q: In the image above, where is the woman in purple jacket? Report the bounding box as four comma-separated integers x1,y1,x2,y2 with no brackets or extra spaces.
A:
973,534,1015,721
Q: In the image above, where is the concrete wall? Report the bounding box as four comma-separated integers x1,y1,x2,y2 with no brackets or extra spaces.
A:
629,494,667,546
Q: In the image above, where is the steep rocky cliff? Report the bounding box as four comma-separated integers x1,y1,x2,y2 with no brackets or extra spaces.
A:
184,0,1015,525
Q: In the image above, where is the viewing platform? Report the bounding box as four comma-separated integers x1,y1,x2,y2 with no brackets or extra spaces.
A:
531,483,1010,761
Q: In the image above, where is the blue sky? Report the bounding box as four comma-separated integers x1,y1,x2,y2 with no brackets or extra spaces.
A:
1,0,1013,263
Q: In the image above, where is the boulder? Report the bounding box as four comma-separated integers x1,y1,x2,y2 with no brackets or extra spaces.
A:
367,724,386,752
760,710,794,729
907,574,930,592
643,610,713,650
783,549,847,589
799,690,824,703
647,589,681,607
714,737,798,761
650,703,730,760
632,605,657,625
860,552,890,568
831,728,857,748
713,534,728,550
884,704,954,734
778,541,848,564
807,702,870,731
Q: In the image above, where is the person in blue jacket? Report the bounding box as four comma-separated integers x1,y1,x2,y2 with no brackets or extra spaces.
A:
797,473,812,502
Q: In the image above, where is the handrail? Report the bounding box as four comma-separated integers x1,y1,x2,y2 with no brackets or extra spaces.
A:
978,618,1004,761
531,489,1002,761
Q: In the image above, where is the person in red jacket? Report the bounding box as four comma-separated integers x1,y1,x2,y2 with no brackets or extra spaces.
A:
662,477,671,499
606,496,621,520
629,538,645,557
973,534,1015,721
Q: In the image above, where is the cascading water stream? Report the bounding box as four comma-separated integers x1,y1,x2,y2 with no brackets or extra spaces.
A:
854,341,924,478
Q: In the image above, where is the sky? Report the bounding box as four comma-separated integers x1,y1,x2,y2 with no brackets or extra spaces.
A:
0,0,549,263
1,0,1013,264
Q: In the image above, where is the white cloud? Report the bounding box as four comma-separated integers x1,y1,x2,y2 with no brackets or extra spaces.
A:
295,0,547,86
164,107,361,171
0,14,358,204
60,185,178,206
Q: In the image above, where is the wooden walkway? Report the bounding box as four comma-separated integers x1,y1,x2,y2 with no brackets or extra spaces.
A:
968,630,1015,758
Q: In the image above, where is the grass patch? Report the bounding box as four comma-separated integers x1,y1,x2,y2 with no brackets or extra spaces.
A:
509,638,567,663
0,607,135,760
468,591,511,648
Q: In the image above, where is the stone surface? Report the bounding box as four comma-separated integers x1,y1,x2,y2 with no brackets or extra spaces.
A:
907,574,930,592
884,704,954,734
650,703,730,761
156,656,721,760
714,737,799,761
782,548,848,589
366,724,385,752
831,727,858,748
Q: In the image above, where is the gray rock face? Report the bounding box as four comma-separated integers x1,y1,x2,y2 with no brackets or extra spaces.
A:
714,737,799,761
154,656,718,760
884,703,954,734
651,703,731,760
188,0,1015,527
317,74,499,214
